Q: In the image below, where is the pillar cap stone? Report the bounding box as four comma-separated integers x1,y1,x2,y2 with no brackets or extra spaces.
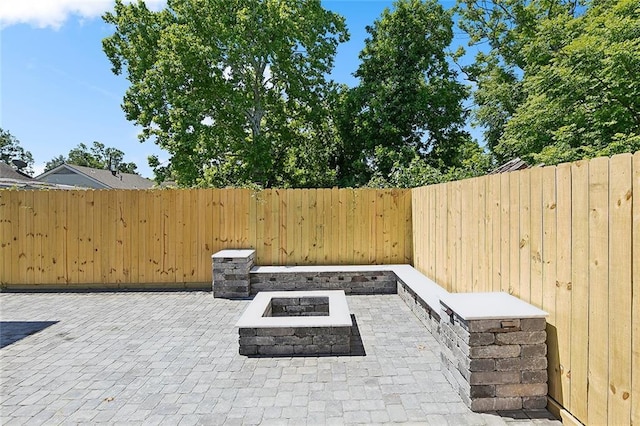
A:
212,249,256,259
440,292,548,320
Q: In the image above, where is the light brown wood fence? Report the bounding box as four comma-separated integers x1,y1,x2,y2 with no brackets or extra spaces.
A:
0,188,411,289
412,152,639,426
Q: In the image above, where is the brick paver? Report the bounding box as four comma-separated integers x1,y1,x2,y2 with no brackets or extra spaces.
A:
0,292,561,425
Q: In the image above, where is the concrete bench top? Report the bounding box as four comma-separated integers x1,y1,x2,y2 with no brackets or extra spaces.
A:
251,265,399,273
236,290,352,328
440,292,548,320
247,263,547,322
212,249,255,259
251,264,448,313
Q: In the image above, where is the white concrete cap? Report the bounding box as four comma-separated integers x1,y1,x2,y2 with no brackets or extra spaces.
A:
440,292,548,320
236,290,352,328
212,249,255,258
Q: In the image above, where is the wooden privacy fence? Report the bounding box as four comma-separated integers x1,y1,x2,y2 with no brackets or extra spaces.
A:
412,152,639,426
0,188,411,288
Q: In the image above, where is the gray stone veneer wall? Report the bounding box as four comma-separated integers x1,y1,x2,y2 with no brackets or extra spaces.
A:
212,250,255,298
397,280,441,338
439,308,548,411
250,271,396,295
239,326,351,356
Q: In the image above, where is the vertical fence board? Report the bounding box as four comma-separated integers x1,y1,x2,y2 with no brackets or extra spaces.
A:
509,172,520,296
434,185,444,285
555,163,572,407
519,170,531,303
477,178,487,292
632,152,640,426
491,174,502,292
137,191,148,284
500,173,510,293
587,157,609,425
460,181,471,291
183,190,194,282
542,167,559,402
116,191,127,284
0,192,8,285
608,154,632,425
470,178,479,292
195,189,206,282
529,168,543,308
0,191,13,286
34,189,47,284
451,182,461,290
66,191,78,285
570,160,589,423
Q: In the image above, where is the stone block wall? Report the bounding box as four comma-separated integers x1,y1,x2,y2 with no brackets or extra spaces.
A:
440,309,548,411
249,271,396,295
397,280,441,338
238,326,351,356
212,250,255,298
268,296,330,317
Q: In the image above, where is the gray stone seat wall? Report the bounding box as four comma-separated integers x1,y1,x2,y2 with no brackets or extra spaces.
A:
212,250,549,413
250,265,397,295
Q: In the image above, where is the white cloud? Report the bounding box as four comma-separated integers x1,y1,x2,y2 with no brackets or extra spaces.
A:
0,0,166,29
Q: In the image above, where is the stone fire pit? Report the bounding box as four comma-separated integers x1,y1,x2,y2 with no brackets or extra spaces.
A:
236,290,352,356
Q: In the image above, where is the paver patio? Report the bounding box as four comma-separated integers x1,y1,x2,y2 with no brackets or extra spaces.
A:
0,292,561,425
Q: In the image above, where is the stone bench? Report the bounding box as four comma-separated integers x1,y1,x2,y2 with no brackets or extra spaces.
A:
213,249,548,412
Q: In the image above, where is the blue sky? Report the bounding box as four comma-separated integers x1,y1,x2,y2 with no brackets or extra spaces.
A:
1,0,467,178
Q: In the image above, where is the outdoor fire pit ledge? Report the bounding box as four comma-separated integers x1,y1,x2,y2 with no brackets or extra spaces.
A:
212,249,550,413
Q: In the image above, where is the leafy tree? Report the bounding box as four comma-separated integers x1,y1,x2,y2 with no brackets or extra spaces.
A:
336,0,479,187
0,128,34,174
498,0,640,164
44,155,66,172
44,141,138,174
103,0,348,187
457,0,639,165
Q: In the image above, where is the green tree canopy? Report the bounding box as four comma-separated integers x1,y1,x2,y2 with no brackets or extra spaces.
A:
336,0,486,187
103,0,348,188
499,0,640,164
44,141,138,174
0,128,34,174
457,0,639,165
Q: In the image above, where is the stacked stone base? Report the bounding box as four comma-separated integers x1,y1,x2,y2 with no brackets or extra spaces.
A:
239,326,351,356
440,311,548,411
212,250,255,298
397,281,441,337
268,296,329,317
250,271,396,295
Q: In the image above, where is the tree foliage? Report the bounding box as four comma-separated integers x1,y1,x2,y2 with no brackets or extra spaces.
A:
44,141,138,174
336,0,487,187
457,0,640,165
103,0,348,187
500,0,640,164
0,128,34,174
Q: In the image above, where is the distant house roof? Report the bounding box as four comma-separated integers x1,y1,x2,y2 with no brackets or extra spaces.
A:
0,162,77,189
0,162,33,181
36,164,155,189
490,157,530,174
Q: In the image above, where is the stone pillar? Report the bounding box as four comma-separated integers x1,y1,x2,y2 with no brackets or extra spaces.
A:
212,249,256,298
439,292,548,412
